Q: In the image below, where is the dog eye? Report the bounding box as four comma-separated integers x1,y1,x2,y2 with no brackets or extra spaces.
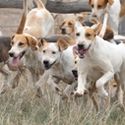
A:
85,33,91,37
91,4,94,8
68,22,73,26
76,33,80,36
19,42,24,46
74,61,77,64
52,51,56,54
43,50,46,53
98,5,102,9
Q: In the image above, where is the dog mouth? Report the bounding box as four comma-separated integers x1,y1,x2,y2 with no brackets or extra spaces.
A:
73,45,90,58
44,60,56,70
8,51,25,70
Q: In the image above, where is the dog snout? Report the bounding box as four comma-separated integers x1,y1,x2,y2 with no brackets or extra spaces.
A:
61,28,66,34
9,52,14,57
43,60,49,65
92,14,97,18
78,44,84,49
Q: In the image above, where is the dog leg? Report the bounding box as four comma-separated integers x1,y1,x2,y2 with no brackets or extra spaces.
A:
96,71,114,96
47,75,62,105
63,81,77,99
47,76,62,95
35,70,50,97
114,74,124,107
74,73,87,96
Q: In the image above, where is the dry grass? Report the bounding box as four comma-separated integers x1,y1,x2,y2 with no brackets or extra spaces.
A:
0,74,125,125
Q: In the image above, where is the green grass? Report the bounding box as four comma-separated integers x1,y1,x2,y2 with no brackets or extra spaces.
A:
0,77,125,125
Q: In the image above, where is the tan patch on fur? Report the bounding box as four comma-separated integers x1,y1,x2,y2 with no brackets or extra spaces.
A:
103,26,114,40
89,0,114,9
57,39,69,51
40,39,49,49
57,36,75,51
120,2,125,17
85,28,96,40
60,19,75,34
12,34,29,47
12,34,39,50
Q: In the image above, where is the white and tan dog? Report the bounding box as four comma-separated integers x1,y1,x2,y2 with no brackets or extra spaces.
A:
8,0,54,76
74,22,125,105
35,35,77,98
60,15,114,42
24,0,54,38
89,0,125,36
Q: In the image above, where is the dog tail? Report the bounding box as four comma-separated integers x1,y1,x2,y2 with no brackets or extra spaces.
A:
120,1,125,17
34,0,45,9
16,0,27,34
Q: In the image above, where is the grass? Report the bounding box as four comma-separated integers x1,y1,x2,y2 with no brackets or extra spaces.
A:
0,75,125,125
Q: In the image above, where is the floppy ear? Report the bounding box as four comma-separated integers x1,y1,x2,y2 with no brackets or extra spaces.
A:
57,38,69,51
57,36,75,51
68,20,75,26
39,39,48,47
25,36,39,50
77,15,84,23
108,0,114,5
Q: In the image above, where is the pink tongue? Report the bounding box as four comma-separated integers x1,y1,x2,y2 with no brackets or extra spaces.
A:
12,57,20,66
78,49,85,55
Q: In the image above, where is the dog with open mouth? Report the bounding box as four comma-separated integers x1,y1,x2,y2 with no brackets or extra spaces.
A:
8,0,54,82
73,22,125,108
8,34,39,71
35,35,78,99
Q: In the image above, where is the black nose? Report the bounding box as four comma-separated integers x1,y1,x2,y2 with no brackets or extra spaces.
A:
43,60,49,65
78,44,84,49
92,14,97,18
61,28,66,34
9,52,14,57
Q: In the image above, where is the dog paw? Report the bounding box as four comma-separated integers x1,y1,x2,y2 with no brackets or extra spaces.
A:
73,90,87,97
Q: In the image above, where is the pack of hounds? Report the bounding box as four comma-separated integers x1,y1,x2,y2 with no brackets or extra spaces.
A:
0,0,125,111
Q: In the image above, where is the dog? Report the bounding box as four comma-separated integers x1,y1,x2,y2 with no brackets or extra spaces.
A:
35,35,77,99
88,0,125,35
73,22,125,108
60,15,114,41
23,0,54,38
35,35,100,110
8,0,54,82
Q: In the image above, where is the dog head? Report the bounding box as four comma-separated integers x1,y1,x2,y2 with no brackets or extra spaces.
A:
39,36,75,70
60,19,76,35
89,0,114,17
78,15,114,41
74,22,100,58
8,34,39,70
